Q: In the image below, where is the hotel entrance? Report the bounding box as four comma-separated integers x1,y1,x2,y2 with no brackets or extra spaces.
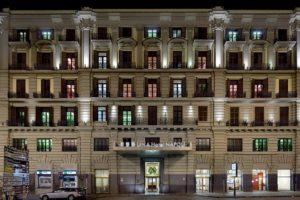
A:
145,162,160,194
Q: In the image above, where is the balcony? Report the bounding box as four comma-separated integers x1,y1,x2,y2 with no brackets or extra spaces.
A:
169,91,188,98
9,64,30,70
33,92,54,98
32,121,54,127
59,92,78,98
57,120,78,127
113,141,192,155
59,64,78,70
8,92,29,98
275,121,298,127
226,64,244,70
92,63,110,69
226,92,246,98
274,64,296,70
194,91,214,97
144,63,161,69
249,64,270,70
144,92,161,98
118,91,136,98
276,91,297,98
58,35,80,50
118,62,136,69
193,35,214,50
91,33,112,49
92,33,111,40
34,64,55,70
251,91,272,98
7,120,29,127
169,62,187,69
91,90,110,98
8,35,30,48
251,121,273,127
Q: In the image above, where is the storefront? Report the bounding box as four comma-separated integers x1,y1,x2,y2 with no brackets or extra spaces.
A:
36,170,52,188
195,169,210,193
252,170,266,191
277,170,291,191
62,170,77,188
227,170,241,191
95,170,109,193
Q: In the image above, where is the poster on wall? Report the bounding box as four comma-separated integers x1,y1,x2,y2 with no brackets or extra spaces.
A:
2,146,29,199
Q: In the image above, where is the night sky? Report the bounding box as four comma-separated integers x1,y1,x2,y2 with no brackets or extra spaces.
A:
0,0,299,10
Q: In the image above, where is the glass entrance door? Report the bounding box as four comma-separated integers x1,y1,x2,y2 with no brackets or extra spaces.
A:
145,162,160,194
195,169,210,193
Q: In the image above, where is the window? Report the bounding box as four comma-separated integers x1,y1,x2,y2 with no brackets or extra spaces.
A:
41,30,52,40
147,51,158,69
197,52,207,69
172,28,182,38
122,81,132,97
18,30,27,42
95,170,109,193
173,80,182,97
196,138,211,151
173,138,182,146
123,138,132,147
98,107,107,122
98,80,107,97
254,107,264,126
66,108,75,126
229,52,239,67
227,139,243,151
41,79,51,98
229,81,238,98
277,29,288,41
41,111,50,126
253,138,268,151
173,106,183,125
254,83,263,97
119,51,132,68
62,139,77,152
252,30,262,40
145,137,160,145
122,110,132,125
228,31,238,41
278,138,292,151
66,29,76,41
94,138,109,151
66,84,75,98
147,28,158,38
37,138,52,152
172,51,183,68
98,27,108,39
230,107,239,126
13,138,27,150
278,53,288,66
16,79,26,98
195,27,207,39
279,107,289,126
67,56,76,70
120,27,132,38
148,81,157,98
98,52,107,69
253,52,263,67
16,53,26,67
198,106,208,122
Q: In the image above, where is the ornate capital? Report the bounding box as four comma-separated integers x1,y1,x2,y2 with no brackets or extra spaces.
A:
75,8,96,30
209,6,230,31
0,15,7,35
289,11,300,31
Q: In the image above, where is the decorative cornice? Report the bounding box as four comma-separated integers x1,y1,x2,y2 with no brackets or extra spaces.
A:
209,7,230,31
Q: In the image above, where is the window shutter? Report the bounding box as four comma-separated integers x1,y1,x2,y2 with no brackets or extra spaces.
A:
251,80,255,97
12,52,17,66
207,50,211,68
61,106,66,124
157,78,161,97
119,50,123,68
106,78,109,97
157,50,161,69
62,52,67,68
144,27,147,38
106,50,110,68
21,53,26,66
132,78,135,95
131,106,135,125
251,52,254,67
238,79,243,95
93,78,98,96
119,27,123,38
144,50,148,68
61,79,66,95
24,107,28,125
36,107,40,124
207,77,212,93
157,28,161,38
74,79,78,96
182,27,186,38
195,50,198,68
194,28,198,39
144,77,148,96
93,106,98,122
182,77,187,97
37,52,42,66
74,52,78,69
118,106,122,125
276,52,279,67
169,77,173,97
74,107,78,125
50,107,54,125
264,78,268,93
118,78,122,96
106,105,109,123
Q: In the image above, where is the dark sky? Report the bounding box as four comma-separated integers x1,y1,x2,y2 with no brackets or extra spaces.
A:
0,0,299,10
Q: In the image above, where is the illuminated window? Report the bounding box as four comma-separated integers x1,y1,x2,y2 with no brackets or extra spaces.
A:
147,51,158,69
254,84,263,97
252,30,262,40
13,138,27,150
148,83,157,98
196,138,211,151
98,107,107,122
122,111,132,125
228,31,238,41
67,57,76,70
66,108,75,126
62,138,77,152
66,84,75,98
41,30,52,40
18,31,27,42
98,52,107,69
172,28,182,38
37,138,52,152
229,83,238,98
98,80,107,98
253,138,268,151
198,56,207,69
41,111,50,126
147,28,158,38
278,138,292,151
123,83,132,97
173,80,182,97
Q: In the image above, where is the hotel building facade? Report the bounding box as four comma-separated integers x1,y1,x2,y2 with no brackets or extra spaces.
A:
0,6,300,195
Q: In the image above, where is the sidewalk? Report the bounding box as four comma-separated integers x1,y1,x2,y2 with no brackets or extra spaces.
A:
198,191,300,198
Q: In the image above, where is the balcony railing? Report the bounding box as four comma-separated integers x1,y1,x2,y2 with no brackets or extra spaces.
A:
32,121,54,127
249,64,270,70
144,91,161,98
169,91,188,98
9,35,30,43
276,121,298,126
193,64,213,69
9,64,30,70
92,63,110,69
225,35,245,41
59,92,78,98
33,92,55,98
276,91,297,98
118,91,136,97
7,120,29,127
34,64,55,70
194,91,214,97
59,64,78,70
169,62,187,69
118,62,136,69
8,92,29,98
57,120,78,126
274,65,296,70
251,91,272,98
91,90,110,98
251,121,273,127
144,63,161,69
226,91,246,98
226,64,244,70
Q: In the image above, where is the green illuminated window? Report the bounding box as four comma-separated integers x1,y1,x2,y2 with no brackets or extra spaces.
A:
278,138,292,151
41,31,52,40
122,111,132,125
147,28,158,38
41,111,50,126
228,31,237,41
37,138,52,152
66,110,74,126
252,138,268,151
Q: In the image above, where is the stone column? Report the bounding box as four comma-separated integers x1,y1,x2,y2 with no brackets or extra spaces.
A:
187,27,194,68
161,27,168,68
111,27,118,68
209,7,229,68
290,10,300,69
